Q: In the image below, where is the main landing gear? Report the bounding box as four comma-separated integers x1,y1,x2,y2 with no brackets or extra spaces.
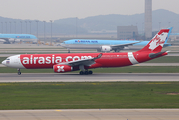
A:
68,49,70,53
17,68,21,75
79,65,93,75
79,70,93,75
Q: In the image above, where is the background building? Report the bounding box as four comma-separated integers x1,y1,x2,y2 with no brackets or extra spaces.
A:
117,26,138,40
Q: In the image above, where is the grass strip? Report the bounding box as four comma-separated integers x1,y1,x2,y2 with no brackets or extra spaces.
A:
0,57,6,63
0,66,179,73
0,82,179,109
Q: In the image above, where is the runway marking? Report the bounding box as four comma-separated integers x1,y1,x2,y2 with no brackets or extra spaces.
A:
133,64,140,66
147,82,171,84
18,80,42,82
108,79,128,81
55,110,62,112
52,83,66,86
0,83,12,86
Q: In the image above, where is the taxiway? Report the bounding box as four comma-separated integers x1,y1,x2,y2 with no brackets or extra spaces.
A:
0,109,178,120
0,73,179,82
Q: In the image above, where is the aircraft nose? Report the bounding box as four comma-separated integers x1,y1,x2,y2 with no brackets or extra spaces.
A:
2,60,6,65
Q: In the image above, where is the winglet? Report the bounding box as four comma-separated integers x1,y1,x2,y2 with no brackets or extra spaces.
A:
94,53,103,59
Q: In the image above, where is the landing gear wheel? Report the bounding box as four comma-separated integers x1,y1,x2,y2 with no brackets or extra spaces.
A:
17,68,21,75
68,49,70,53
84,71,89,75
80,71,84,75
88,71,93,74
79,70,93,75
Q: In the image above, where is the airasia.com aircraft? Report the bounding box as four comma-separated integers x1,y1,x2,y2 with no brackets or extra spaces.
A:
2,29,170,75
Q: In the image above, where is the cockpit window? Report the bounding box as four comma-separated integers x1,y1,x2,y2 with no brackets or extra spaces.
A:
6,58,10,60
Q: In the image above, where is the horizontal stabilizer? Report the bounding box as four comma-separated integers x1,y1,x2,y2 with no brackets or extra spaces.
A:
149,51,168,58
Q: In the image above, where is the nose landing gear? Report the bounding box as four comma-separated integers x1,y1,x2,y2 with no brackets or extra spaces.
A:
17,68,21,75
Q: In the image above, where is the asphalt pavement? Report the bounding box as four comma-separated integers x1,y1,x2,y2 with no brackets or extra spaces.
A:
0,73,179,82
0,109,178,120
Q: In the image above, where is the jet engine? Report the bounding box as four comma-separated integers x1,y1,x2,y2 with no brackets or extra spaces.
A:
53,64,73,73
101,46,112,52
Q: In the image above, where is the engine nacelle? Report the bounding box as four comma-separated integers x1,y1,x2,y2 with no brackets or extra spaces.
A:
53,64,73,73
101,46,112,52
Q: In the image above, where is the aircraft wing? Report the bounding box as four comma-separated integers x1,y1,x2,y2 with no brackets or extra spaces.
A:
111,41,140,48
0,38,10,41
59,53,102,67
0,38,11,44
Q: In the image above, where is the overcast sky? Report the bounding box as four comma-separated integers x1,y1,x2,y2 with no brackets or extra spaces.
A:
0,0,178,21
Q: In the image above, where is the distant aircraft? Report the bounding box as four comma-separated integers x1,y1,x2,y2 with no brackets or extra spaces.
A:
60,39,140,52
2,28,170,75
60,28,172,53
0,34,37,44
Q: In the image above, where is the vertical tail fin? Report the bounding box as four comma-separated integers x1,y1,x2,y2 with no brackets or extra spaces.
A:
138,28,170,52
165,27,173,44
163,27,173,47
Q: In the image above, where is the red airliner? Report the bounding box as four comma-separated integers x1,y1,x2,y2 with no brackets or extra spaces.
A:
2,29,170,75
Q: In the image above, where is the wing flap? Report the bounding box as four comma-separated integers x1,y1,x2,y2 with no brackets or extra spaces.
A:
59,53,102,67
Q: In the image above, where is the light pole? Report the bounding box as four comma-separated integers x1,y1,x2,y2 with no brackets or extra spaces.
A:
76,17,78,38
25,21,27,33
178,22,179,33
20,21,23,34
136,22,138,33
1,22,3,34
168,22,171,27
14,21,16,34
43,21,46,43
29,21,32,34
9,22,11,33
142,22,144,35
36,20,39,39
50,20,53,46
159,22,161,30
5,22,7,33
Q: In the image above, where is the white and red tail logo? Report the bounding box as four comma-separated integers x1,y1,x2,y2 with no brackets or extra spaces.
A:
139,29,169,52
